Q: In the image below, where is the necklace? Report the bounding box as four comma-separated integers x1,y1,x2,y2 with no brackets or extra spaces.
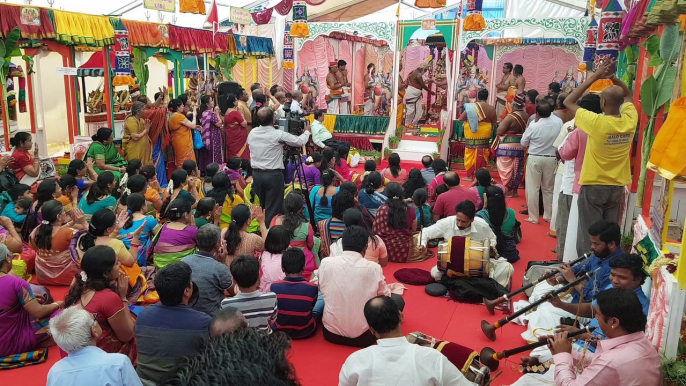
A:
0,270,8,275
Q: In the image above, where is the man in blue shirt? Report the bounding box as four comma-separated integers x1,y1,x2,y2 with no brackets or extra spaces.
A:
547,220,622,303
135,262,212,385
47,306,141,386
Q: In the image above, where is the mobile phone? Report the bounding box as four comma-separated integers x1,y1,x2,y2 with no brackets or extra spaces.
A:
560,317,576,327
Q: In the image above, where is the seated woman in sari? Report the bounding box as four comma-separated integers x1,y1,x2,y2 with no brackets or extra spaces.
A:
162,170,198,217
29,200,87,286
122,101,152,165
77,172,117,222
224,93,250,160
309,170,339,223
21,178,62,243
72,208,156,304
152,199,198,270
223,204,267,266
270,193,320,280
63,246,136,362
357,172,386,216
118,193,160,267
206,173,244,229
317,190,355,258
476,186,520,263
66,158,97,201
86,128,128,183
117,175,157,219
0,244,63,359
372,183,432,263
0,217,24,254
9,132,40,184
168,99,197,170
470,168,507,211
333,143,357,182
140,165,164,214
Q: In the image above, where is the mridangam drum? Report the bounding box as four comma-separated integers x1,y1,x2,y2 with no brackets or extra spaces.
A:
437,236,489,278
407,332,491,385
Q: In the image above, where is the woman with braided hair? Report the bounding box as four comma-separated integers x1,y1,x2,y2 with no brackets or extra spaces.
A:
372,183,432,263
21,177,63,242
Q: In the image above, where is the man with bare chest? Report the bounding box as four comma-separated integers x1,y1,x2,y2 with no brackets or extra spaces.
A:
499,64,526,119
404,62,435,126
326,61,343,114
337,60,352,114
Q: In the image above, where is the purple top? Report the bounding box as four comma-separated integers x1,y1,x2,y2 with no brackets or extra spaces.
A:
301,165,321,187
201,109,220,147
0,275,45,357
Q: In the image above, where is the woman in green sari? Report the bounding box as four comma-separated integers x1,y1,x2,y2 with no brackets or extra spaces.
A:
476,185,520,263
86,128,127,182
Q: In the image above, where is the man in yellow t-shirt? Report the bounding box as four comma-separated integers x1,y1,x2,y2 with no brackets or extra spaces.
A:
563,58,636,254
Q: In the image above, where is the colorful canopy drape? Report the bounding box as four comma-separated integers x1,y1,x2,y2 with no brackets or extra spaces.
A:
0,4,55,40
327,32,388,47
53,10,114,47
122,20,169,48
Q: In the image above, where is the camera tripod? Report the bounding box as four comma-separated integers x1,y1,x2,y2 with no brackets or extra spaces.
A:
284,149,318,234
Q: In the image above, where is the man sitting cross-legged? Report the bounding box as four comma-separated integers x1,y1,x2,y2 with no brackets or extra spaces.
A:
317,225,404,347
339,296,471,385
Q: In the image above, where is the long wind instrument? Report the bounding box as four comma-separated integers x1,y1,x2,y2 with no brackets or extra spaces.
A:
481,268,599,341
483,252,592,315
479,326,597,371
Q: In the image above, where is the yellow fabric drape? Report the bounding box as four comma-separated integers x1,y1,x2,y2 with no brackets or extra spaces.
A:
179,0,206,14
306,114,337,133
648,97,686,180
53,10,114,47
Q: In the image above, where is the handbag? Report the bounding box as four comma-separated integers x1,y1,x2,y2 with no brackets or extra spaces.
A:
11,253,31,282
0,168,19,192
513,220,522,244
192,129,204,149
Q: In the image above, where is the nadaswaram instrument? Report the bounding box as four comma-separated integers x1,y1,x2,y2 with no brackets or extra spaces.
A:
437,236,490,279
483,252,592,315
480,268,599,341
479,326,597,371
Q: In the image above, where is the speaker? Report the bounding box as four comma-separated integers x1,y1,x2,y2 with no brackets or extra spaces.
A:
218,81,241,113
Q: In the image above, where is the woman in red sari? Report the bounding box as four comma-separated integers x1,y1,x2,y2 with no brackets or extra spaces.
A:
9,132,40,183
372,183,432,263
224,94,250,160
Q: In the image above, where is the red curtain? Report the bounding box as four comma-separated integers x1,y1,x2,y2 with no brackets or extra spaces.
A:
0,4,55,40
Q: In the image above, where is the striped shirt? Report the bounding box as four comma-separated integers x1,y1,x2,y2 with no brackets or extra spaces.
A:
221,291,277,333
271,276,318,339
327,219,346,242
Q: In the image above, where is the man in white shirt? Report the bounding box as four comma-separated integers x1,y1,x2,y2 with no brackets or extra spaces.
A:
290,90,304,114
552,119,576,261
311,109,348,150
521,101,563,224
339,296,470,386
422,200,512,288
318,226,404,347
247,107,311,225
273,92,287,121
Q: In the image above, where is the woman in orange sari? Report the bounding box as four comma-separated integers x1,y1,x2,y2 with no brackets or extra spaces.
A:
224,94,250,160
168,99,197,170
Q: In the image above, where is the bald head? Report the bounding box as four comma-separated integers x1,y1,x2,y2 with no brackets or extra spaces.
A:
443,171,460,187
210,307,248,337
256,106,274,126
601,85,625,110
274,91,286,103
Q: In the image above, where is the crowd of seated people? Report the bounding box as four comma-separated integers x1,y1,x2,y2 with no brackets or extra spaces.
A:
0,74,659,386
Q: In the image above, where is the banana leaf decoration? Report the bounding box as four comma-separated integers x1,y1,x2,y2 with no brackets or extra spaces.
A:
214,53,239,82
131,48,150,94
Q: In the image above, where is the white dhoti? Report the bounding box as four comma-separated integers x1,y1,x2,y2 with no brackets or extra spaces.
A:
550,173,562,233
363,98,373,116
405,85,424,126
327,98,340,114
440,109,449,132
339,87,351,115
430,258,513,289
563,193,579,262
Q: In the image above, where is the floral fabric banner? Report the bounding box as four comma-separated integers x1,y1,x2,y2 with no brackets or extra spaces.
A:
113,29,135,86
283,21,294,69
290,1,309,38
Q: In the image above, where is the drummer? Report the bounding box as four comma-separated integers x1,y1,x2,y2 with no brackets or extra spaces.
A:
420,201,512,288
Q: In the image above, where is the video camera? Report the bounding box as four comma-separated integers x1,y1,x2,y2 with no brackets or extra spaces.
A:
278,107,308,136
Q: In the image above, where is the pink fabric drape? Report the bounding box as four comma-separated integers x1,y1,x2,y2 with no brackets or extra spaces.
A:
354,43,367,106
283,68,294,93
232,60,246,88
382,52,393,76
241,25,283,88
496,45,580,95
297,36,335,109
403,46,430,104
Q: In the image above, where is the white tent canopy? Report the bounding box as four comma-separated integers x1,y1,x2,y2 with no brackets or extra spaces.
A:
3,0,587,28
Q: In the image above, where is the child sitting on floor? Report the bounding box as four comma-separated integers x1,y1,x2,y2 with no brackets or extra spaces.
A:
0,183,32,225
259,226,290,293
221,255,277,333
271,248,320,339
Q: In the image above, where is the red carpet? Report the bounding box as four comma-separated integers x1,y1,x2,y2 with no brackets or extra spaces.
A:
3,165,557,386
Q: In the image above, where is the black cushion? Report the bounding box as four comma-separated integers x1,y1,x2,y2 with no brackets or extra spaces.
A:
425,283,448,297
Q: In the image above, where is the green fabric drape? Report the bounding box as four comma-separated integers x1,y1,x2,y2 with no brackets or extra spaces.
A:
333,115,389,135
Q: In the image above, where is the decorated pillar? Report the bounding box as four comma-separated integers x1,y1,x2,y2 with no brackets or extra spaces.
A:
595,0,624,69
463,0,486,32
290,1,309,38
583,17,598,68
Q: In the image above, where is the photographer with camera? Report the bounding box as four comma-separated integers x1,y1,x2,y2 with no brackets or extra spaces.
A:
247,107,311,225
311,109,348,151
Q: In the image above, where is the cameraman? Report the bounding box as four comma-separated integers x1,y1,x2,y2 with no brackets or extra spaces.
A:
247,106,311,225
311,109,348,150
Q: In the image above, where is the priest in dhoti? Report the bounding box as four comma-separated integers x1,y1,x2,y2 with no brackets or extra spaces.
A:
459,89,497,180
405,61,434,127
325,61,343,114
496,63,526,120
336,60,351,115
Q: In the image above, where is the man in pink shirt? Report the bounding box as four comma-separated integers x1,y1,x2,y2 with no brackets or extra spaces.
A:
432,171,478,222
317,226,404,347
550,288,661,386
